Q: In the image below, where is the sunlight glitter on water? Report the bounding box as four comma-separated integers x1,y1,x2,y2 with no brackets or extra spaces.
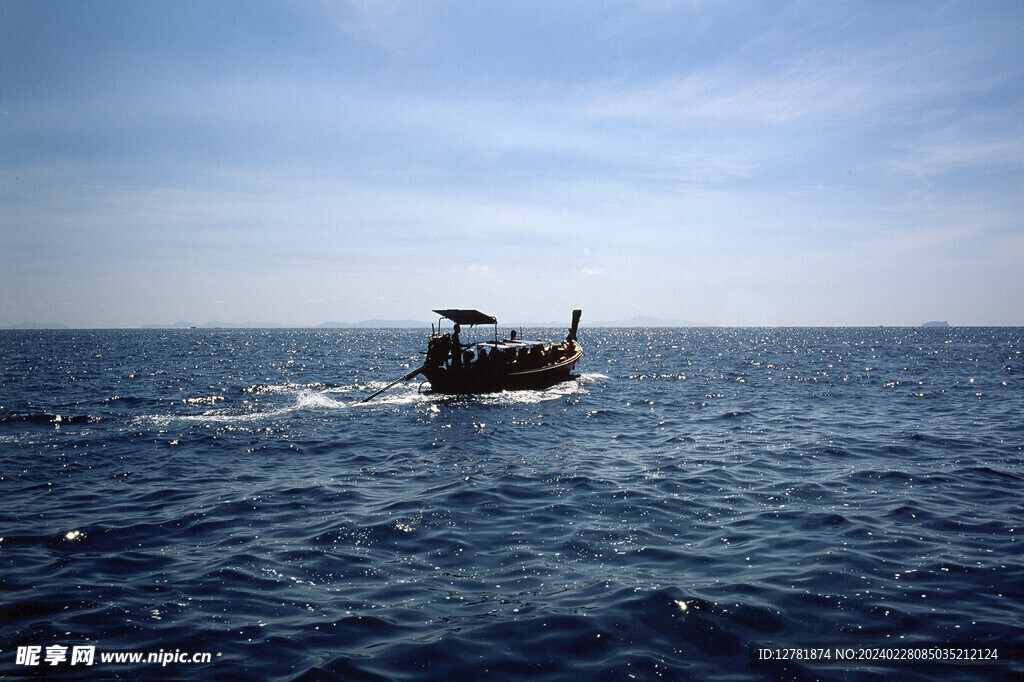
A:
2,327,1022,680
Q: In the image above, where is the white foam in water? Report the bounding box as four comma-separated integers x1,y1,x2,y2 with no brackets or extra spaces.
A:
134,374,599,426
135,387,357,426
293,390,349,410
354,373,602,406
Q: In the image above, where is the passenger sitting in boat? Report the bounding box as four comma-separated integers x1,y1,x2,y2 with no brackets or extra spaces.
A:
495,348,513,371
507,329,517,342
426,334,452,368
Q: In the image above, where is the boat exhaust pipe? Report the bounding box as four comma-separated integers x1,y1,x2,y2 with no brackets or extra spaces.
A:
567,309,582,341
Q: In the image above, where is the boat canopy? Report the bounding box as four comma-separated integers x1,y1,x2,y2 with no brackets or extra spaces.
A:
433,309,497,326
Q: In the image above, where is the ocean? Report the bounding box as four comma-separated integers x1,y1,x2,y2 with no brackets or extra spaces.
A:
1,327,1021,680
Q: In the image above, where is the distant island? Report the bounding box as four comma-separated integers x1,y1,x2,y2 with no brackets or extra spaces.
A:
135,316,710,329
141,321,286,329
6,318,968,330
2,322,71,330
136,318,706,329
316,320,430,329
4,317,710,330
140,320,429,329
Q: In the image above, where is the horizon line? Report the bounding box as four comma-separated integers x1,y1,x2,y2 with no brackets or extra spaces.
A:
4,322,1008,331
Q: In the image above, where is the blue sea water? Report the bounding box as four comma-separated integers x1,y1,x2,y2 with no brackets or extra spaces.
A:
1,327,1022,680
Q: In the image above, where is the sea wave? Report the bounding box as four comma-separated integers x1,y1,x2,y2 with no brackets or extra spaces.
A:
2,327,1022,680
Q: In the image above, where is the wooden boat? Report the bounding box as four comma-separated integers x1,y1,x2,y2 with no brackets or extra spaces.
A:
359,309,582,402
421,309,583,394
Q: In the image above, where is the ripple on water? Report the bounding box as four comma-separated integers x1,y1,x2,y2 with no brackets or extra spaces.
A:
1,328,1022,679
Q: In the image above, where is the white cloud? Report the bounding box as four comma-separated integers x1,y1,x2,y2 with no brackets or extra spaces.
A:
327,0,434,55
888,127,1024,178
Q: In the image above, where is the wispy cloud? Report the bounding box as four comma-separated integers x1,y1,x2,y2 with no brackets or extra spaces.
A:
328,0,435,55
888,126,1024,178
3,1,1023,326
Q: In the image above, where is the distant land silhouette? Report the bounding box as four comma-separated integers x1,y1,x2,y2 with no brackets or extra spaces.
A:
5,317,705,329
139,320,425,329
2,322,71,330
3,318,966,330
141,321,287,329
316,320,430,328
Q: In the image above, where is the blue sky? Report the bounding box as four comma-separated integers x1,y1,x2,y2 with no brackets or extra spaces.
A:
2,1,1023,327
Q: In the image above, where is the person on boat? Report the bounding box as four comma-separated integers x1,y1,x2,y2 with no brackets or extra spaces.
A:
476,347,494,378
426,333,452,368
451,323,463,368
494,347,513,372
507,329,517,342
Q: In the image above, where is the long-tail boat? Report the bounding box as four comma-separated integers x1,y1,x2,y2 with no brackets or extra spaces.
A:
359,309,582,402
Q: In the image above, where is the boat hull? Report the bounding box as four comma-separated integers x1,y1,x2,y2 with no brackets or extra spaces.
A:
422,345,582,395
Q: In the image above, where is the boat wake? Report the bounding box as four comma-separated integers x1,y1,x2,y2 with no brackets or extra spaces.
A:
132,373,604,426
132,384,356,426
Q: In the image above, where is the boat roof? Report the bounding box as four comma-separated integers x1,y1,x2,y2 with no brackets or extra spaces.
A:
433,309,497,326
